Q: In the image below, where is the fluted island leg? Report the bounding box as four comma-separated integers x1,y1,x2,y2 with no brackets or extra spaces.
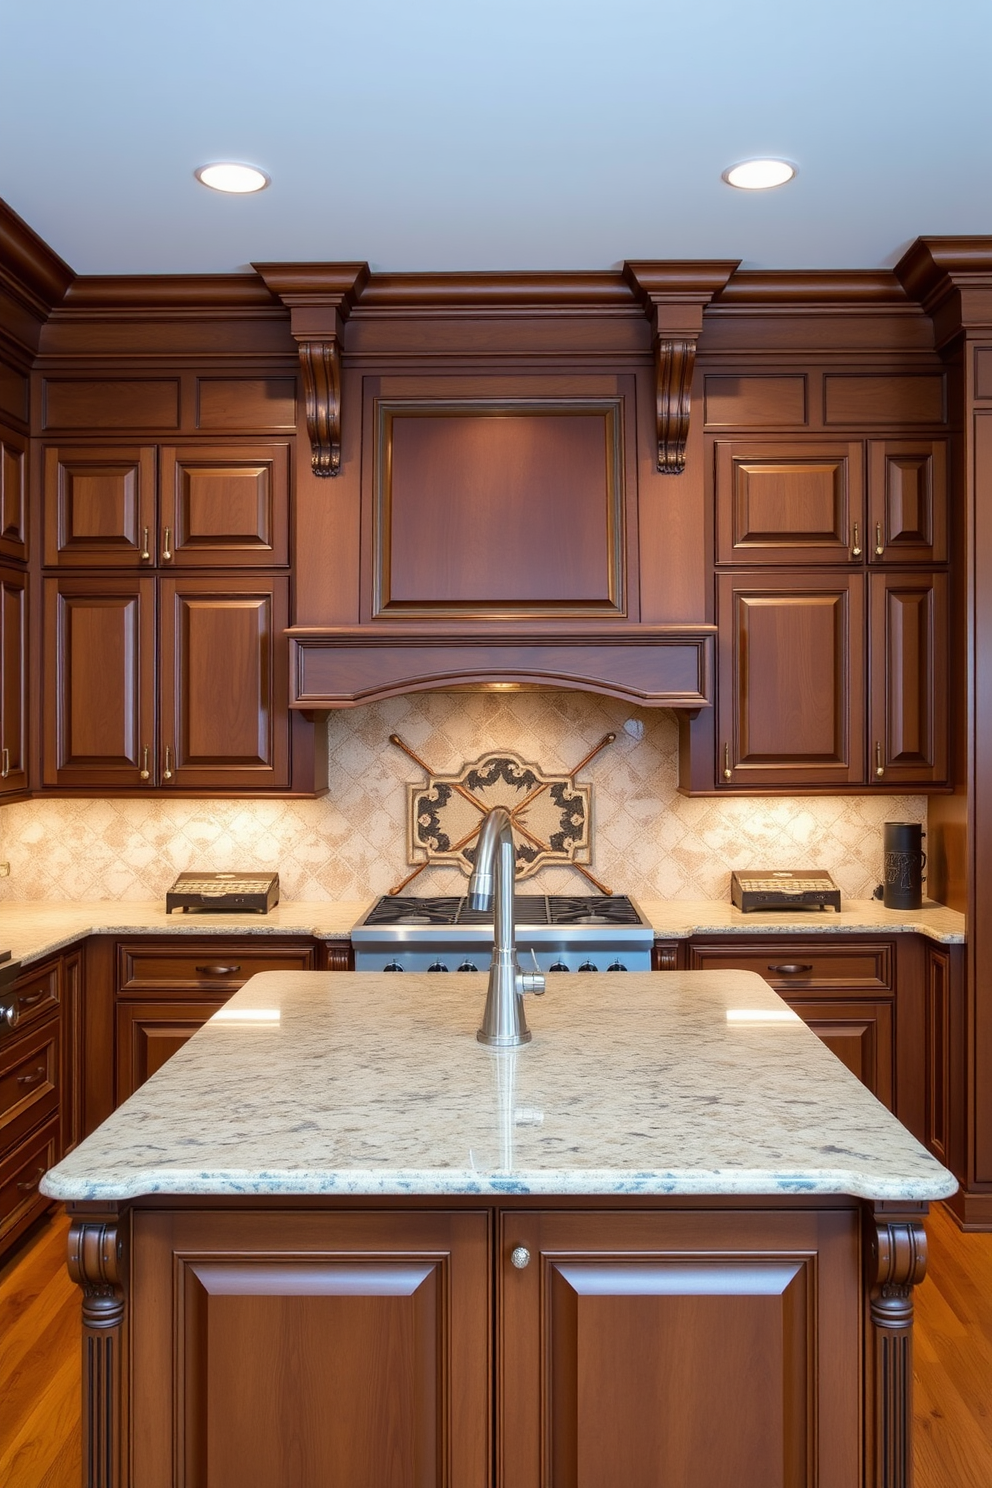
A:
68,1221,125,1488
869,1215,928,1488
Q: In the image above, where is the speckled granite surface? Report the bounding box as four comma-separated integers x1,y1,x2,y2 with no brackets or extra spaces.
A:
41,969,957,1204
0,895,965,968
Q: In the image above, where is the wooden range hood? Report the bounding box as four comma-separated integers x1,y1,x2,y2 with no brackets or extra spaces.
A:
254,259,737,709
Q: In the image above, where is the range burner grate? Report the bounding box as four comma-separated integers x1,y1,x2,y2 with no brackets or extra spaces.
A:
363,894,643,928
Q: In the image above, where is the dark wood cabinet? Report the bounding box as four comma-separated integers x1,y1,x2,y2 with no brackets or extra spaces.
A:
715,566,948,790
867,438,947,565
43,574,295,790
0,956,67,1254
116,999,227,1102
716,570,865,788
0,425,27,562
44,442,289,568
0,564,27,796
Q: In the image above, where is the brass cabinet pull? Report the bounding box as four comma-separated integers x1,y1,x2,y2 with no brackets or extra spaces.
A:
139,745,150,782
852,521,862,558
510,1246,531,1269
875,741,885,778
140,526,151,562
18,990,45,1008
723,742,732,780
17,1064,47,1087
1,747,9,779
16,1168,44,1195
195,965,242,978
1,1002,18,1029
875,521,884,557
767,963,814,976
163,745,173,781
162,527,173,562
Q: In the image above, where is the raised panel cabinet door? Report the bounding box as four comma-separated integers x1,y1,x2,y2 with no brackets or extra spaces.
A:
869,570,949,786
43,444,157,567
158,575,290,790
0,425,27,561
116,999,227,1102
714,440,864,565
130,1208,491,1488
717,571,865,788
0,565,27,796
42,576,156,787
498,1208,861,1488
160,443,290,568
783,997,894,1107
867,439,948,565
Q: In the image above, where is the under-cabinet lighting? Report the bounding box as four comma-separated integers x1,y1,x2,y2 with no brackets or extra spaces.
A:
211,1008,281,1023
722,159,796,190
195,162,270,194
726,1008,801,1023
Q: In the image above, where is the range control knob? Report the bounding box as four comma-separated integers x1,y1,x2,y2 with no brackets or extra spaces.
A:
457,961,479,973
427,961,450,973
383,961,404,972
548,961,570,973
606,961,628,972
578,961,599,973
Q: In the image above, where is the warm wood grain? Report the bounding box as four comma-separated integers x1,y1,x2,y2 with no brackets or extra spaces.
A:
43,445,157,566
715,440,863,565
0,424,27,561
0,563,28,796
160,443,290,568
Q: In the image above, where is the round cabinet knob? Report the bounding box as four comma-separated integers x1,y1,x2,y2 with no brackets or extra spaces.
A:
383,961,404,973
457,961,479,973
427,961,449,973
606,961,628,972
578,961,599,973
510,1246,531,1269
1,1002,18,1029
548,961,570,973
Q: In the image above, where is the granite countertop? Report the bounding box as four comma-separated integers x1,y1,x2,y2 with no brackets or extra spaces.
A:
41,968,957,1204
0,896,965,968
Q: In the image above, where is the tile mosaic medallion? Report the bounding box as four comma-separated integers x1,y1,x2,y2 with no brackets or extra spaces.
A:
0,692,927,905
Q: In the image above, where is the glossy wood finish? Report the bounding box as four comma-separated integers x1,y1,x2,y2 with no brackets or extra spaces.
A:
717,570,864,787
159,443,290,567
42,576,155,787
43,445,156,567
870,570,949,786
0,424,27,561
0,563,27,795
869,440,948,565
130,1207,491,1488
715,440,863,565
115,1000,226,1101
0,1113,57,1252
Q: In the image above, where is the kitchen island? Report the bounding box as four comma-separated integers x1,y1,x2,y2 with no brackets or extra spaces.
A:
42,969,955,1488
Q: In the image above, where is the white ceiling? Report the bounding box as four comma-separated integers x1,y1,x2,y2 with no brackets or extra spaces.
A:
3,0,992,279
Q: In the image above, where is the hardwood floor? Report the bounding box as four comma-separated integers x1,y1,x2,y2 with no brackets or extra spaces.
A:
0,1201,990,1487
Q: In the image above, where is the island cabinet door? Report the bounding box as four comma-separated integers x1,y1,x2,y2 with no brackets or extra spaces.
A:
129,1208,492,1488
497,1207,861,1488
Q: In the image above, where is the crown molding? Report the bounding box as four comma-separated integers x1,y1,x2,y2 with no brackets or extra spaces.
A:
0,197,74,322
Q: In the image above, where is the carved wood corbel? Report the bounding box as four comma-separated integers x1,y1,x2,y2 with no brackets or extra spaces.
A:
622,260,739,476
68,1221,125,1488
869,1217,928,1488
251,261,370,480
299,338,342,477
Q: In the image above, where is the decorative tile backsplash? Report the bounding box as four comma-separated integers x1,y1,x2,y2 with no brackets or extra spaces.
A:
0,691,925,903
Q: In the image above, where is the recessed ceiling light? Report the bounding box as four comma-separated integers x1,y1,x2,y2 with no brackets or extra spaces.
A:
722,159,796,191
195,162,270,194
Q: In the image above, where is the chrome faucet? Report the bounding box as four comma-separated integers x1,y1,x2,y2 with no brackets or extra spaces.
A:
468,806,545,1047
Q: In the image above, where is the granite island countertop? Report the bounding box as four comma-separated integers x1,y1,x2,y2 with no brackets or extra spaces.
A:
41,968,957,1204
0,895,965,967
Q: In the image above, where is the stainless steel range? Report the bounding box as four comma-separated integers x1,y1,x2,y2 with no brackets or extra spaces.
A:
351,895,653,973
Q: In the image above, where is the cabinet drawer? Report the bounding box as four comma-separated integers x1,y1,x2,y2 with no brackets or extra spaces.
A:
687,941,893,992
118,941,316,995
2,961,61,1030
0,1113,58,1246
0,1016,59,1153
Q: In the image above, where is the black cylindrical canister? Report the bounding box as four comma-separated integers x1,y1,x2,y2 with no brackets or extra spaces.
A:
883,821,927,910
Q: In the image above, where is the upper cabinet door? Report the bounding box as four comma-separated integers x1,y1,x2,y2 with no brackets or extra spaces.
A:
867,439,948,565
158,575,290,790
0,427,27,563
717,571,865,788
44,445,157,567
0,566,27,796
159,444,290,568
42,575,156,787
869,570,949,787
715,441,864,566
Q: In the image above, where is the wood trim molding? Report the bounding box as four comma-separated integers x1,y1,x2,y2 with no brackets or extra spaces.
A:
868,1217,927,1488
0,197,74,320
299,339,342,477
68,1220,125,1488
623,260,738,474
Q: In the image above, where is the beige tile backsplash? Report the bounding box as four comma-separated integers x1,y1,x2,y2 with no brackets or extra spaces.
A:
0,692,925,904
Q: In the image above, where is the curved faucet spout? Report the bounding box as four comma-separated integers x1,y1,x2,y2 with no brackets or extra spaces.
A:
469,807,544,1048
